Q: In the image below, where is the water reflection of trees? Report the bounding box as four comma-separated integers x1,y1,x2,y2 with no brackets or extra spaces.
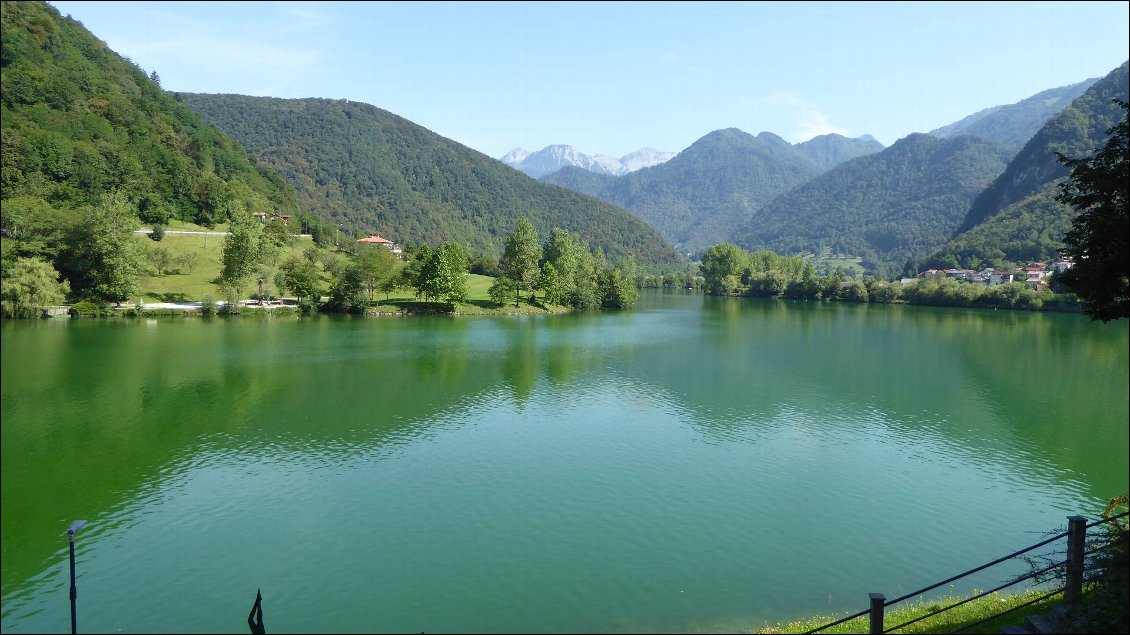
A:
2,302,1125,598
628,298,1127,502
499,319,539,402
1,314,613,593
0,317,481,593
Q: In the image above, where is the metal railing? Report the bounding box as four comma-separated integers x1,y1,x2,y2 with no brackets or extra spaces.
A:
805,512,1129,634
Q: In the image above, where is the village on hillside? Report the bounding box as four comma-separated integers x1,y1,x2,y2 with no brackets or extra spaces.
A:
904,259,1074,291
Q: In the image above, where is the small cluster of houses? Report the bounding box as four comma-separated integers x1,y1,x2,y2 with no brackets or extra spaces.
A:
253,211,291,223
902,260,1074,290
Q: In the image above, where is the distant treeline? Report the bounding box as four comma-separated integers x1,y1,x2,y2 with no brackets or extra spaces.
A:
696,243,1080,312
292,218,642,315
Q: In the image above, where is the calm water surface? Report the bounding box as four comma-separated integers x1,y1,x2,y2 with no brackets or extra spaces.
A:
2,292,1127,633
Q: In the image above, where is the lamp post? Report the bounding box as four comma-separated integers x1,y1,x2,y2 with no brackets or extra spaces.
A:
67,520,88,634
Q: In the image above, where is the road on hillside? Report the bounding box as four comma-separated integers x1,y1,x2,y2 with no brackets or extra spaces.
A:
133,230,312,237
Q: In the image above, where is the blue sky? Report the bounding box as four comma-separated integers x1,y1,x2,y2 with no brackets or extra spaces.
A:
48,1,1130,159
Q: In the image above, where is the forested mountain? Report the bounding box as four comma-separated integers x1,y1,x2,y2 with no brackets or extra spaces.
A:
539,166,618,199
955,62,1128,235
928,78,1099,151
537,129,883,254
924,62,1129,270
601,129,820,253
0,0,303,297
0,1,298,223
794,133,885,171
923,186,1076,270
180,94,679,264
733,134,1014,276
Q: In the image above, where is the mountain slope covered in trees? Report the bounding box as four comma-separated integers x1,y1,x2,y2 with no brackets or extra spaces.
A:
540,129,883,255
793,133,885,171
924,61,1129,270
924,185,1076,269
180,93,680,265
610,129,820,253
733,134,1014,276
928,78,1099,151
538,165,618,199
956,62,1128,235
0,1,300,221
0,0,303,295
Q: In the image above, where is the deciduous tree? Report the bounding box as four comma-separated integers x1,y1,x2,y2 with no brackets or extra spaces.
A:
599,255,639,309
488,276,517,307
414,242,468,303
699,243,747,295
499,217,541,306
538,262,563,305
328,263,368,313
1056,100,1129,322
71,191,144,303
1,257,70,318
219,209,263,300
357,246,400,302
279,254,321,308
543,228,581,300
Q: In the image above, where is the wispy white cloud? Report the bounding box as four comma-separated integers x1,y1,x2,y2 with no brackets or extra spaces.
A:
93,1,324,96
761,93,848,142
78,1,330,93
137,37,317,72
116,36,319,96
274,1,336,32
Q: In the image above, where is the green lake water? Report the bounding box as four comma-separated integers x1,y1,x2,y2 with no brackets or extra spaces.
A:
2,291,1127,633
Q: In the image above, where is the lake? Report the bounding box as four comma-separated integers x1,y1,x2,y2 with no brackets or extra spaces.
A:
2,291,1127,633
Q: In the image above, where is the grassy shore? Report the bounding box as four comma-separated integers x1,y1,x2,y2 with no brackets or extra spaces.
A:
367,274,572,316
131,230,568,317
134,228,311,303
753,588,1063,634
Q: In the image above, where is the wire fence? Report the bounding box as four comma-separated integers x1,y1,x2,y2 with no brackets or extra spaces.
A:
804,511,1129,634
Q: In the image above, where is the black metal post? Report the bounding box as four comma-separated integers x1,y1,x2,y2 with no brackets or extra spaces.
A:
67,520,87,635
1065,515,1087,606
68,529,78,634
869,593,885,634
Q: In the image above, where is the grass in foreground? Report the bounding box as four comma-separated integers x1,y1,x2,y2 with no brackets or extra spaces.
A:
754,589,1062,634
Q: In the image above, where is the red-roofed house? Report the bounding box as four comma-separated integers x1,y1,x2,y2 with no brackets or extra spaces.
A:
1024,266,1049,284
357,235,402,255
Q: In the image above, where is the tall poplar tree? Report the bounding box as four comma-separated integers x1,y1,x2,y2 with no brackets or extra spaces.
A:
71,191,144,303
544,228,581,301
499,217,541,306
219,208,263,301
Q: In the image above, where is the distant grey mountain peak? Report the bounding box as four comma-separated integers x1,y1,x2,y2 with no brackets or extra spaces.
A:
501,143,676,178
